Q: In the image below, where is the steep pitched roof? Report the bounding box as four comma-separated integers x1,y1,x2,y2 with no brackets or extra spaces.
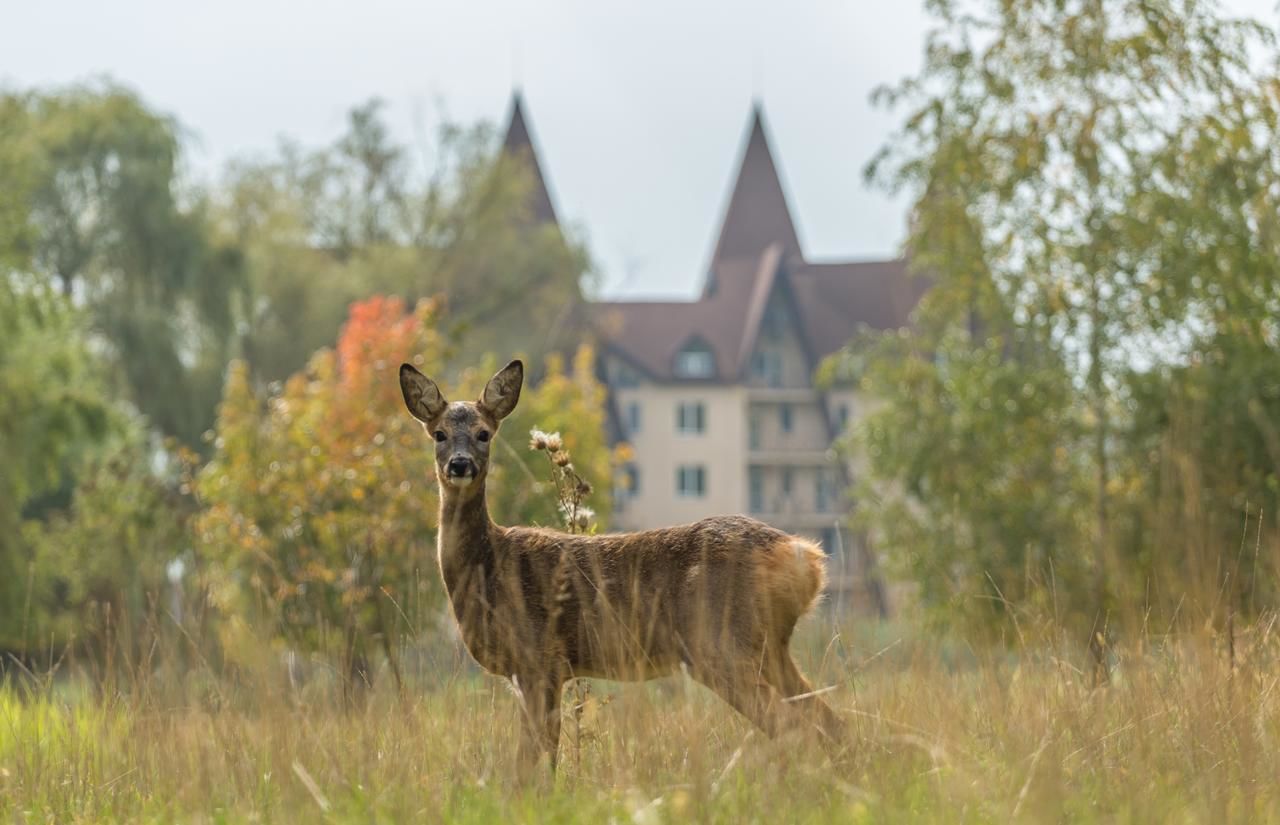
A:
707,105,802,277
501,91,559,226
594,254,924,383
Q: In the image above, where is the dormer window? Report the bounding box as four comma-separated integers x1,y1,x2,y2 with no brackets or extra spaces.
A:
673,339,715,379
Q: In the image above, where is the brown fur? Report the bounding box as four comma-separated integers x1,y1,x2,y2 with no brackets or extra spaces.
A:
400,360,844,777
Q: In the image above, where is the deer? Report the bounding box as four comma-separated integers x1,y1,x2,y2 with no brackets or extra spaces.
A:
399,358,845,777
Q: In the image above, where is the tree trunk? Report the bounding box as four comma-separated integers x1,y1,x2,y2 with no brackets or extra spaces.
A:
1089,270,1111,687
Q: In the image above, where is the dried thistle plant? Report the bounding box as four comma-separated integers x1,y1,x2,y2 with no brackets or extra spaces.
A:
528,427,602,776
528,428,595,535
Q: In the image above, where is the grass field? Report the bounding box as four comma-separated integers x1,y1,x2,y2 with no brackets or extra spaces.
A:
4,617,1280,824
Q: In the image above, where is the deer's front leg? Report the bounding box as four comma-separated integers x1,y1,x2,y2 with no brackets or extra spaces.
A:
515,674,564,781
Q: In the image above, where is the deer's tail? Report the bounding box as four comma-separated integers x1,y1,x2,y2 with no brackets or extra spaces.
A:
761,535,828,637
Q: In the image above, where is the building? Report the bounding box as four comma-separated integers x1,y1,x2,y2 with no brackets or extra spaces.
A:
503,94,926,613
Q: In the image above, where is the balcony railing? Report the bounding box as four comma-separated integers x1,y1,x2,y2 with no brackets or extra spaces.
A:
746,448,835,466
745,386,819,403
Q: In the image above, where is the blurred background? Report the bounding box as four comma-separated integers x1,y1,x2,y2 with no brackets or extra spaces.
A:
4,0,1280,691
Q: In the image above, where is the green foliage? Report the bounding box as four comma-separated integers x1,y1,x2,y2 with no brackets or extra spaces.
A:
850,0,1280,639
0,81,245,446
0,278,115,651
0,96,37,270
852,330,1093,636
22,431,193,661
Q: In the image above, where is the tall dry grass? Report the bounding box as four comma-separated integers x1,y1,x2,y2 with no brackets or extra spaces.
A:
4,611,1280,823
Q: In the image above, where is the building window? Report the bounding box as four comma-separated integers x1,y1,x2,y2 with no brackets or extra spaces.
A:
625,401,641,434
676,401,706,435
821,527,839,555
835,403,850,433
613,362,642,388
816,470,834,513
674,341,715,378
748,410,761,450
782,467,793,496
749,466,764,513
751,349,782,387
614,464,641,510
780,404,793,433
676,465,706,498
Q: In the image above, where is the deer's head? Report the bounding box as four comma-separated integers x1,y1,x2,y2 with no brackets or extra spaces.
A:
399,359,523,492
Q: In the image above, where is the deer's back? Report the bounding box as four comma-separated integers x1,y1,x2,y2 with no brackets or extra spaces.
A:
455,515,797,680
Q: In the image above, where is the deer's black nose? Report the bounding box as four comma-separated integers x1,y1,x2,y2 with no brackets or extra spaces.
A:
447,457,474,478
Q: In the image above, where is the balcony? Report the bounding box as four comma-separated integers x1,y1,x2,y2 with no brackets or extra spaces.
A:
746,386,819,403
748,488,845,526
746,448,835,466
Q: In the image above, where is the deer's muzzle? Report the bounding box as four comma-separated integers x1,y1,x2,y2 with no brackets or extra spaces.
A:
446,456,477,480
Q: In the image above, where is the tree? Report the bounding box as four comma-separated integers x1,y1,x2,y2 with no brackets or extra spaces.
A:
0,82,245,446
852,0,1279,646
1116,63,1280,619
22,431,194,672
0,277,115,653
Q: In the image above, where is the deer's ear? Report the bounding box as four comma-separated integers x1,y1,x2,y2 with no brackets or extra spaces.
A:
400,363,447,423
479,359,523,421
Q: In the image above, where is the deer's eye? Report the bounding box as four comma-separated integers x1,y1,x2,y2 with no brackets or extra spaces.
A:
433,430,446,443
476,430,490,443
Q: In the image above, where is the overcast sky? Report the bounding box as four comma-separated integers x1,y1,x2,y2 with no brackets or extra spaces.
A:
4,0,1277,298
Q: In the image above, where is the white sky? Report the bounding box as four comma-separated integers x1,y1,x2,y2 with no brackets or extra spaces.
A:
3,0,1277,298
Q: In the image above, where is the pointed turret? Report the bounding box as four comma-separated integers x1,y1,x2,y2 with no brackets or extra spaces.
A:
708,104,802,270
502,91,559,227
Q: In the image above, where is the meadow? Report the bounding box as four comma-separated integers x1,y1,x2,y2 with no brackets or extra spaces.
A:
4,614,1278,824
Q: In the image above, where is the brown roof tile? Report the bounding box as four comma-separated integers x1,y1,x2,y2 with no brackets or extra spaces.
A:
790,259,927,360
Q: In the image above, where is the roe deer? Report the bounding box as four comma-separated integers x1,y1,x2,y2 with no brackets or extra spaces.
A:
400,359,845,776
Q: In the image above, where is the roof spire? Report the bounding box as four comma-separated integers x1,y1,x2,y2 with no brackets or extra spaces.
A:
707,104,802,272
502,91,559,226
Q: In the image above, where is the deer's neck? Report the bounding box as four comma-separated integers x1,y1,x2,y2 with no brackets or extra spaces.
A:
437,481,496,583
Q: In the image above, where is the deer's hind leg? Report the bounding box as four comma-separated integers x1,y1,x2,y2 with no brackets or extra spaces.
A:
766,646,846,748
690,658,787,738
